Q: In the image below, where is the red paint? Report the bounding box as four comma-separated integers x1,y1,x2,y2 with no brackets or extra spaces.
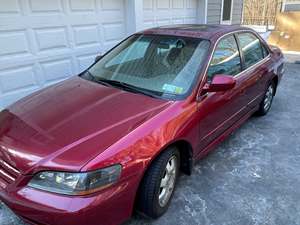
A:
0,25,284,225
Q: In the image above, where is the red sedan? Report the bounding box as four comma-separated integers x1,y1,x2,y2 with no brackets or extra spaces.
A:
0,25,284,225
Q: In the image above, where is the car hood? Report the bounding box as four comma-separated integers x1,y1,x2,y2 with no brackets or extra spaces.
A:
0,77,171,174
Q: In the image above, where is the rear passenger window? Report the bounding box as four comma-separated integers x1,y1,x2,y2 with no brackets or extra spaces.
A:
237,33,265,69
207,35,242,81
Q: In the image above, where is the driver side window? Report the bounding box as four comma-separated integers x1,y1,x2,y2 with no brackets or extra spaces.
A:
207,35,242,82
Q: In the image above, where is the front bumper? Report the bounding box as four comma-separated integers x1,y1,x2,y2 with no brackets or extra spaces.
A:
0,176,140,225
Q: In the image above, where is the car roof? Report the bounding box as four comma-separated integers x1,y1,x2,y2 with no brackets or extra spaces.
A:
140,24,253,40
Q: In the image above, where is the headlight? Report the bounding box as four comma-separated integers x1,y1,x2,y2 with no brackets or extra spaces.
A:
28,164,122,195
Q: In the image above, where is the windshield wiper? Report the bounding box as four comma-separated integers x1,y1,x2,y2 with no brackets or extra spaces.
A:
82,71,95,81
82,72,113,87
94,78,161,98
82,72,162,98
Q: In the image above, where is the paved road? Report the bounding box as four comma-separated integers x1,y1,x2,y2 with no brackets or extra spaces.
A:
1,55,300,225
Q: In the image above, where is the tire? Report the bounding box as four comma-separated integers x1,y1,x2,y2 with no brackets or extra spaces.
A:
137,147,180,218
256,81,276,116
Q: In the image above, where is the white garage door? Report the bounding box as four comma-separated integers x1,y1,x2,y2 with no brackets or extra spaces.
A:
0,0,126,109
143,0,198,28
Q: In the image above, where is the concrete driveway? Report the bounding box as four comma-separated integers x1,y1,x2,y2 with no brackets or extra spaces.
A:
1,55,300,225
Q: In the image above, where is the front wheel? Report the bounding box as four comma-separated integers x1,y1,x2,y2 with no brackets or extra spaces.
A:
256,81,275,116
137,147,180,218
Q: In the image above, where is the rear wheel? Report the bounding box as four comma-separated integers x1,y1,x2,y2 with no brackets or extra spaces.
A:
137,147,180,218
256,81,275,116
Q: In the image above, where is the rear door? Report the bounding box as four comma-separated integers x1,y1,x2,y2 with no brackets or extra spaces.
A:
235,32,271,108
197,34,249,151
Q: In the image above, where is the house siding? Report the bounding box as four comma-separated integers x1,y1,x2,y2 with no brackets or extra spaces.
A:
284,3,300,11
232,0,243,24
207,0,243,24
207,0,222,24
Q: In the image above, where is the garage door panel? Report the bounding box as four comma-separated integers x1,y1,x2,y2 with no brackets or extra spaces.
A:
69,0,96,12
1,88,40,108
41,59,74,83
35,27,69,51
0,16,69,30
157,0,170,9
0,0,127,108
0,30,31,58
100,10,125,23
173,0,185,9
73,25,100,47
0,66,38,93
143,0,153,9
187,0,198,8
101,0,124,10
29,0,63,13
0,0,21,14
103,23,125,42
142,0,198,28
41,59,74,82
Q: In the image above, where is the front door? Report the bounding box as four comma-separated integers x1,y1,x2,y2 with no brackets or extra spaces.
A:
196,34,249,153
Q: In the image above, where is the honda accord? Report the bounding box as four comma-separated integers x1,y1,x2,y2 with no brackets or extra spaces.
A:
0,25,284,225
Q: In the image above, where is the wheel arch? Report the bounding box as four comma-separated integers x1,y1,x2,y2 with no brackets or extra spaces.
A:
152,139,194,175
133,139,194,214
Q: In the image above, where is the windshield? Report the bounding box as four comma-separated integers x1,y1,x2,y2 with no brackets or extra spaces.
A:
82,34,210,99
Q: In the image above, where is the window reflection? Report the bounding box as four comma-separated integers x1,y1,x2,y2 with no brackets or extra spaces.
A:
237,33,265,68
207,35,241,81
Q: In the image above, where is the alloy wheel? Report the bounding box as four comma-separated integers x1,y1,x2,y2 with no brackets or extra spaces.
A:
263,84,274,111
158,156,177,207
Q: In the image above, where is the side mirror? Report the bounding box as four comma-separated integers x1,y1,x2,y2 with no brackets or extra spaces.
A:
203,75,236,93
94,55,103,63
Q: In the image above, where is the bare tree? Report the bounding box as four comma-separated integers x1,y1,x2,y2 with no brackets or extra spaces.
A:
243,0,282,25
